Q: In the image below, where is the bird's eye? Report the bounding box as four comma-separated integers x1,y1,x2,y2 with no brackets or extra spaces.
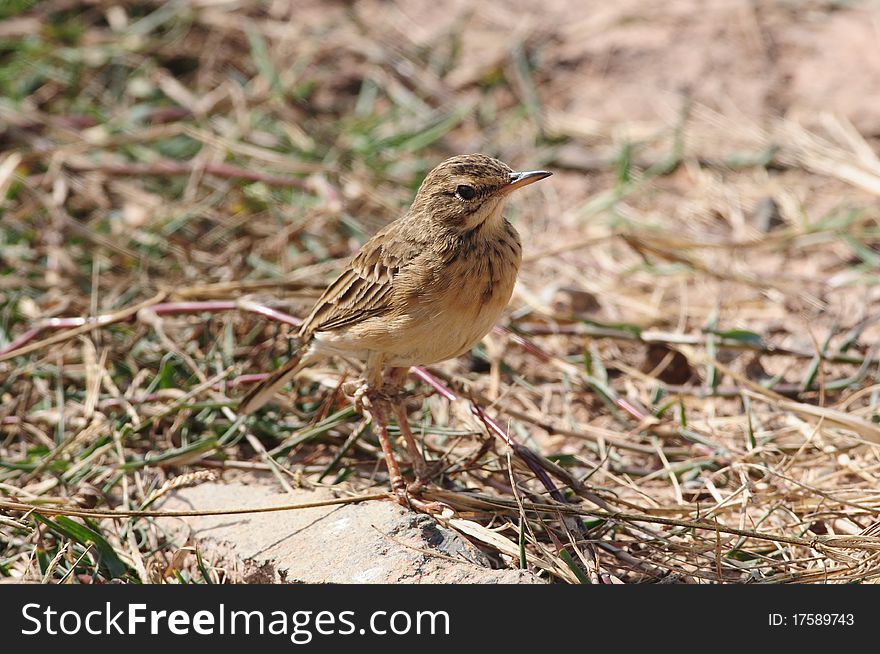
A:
455,184,476,201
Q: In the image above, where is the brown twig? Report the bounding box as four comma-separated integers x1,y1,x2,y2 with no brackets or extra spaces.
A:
27,160,313,191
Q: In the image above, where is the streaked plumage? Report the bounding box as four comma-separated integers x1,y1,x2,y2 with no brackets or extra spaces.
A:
238,154,550,502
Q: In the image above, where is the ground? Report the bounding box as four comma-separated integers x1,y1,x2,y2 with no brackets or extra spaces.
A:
1,0,880,584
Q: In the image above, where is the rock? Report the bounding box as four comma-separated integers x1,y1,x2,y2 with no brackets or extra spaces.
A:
156,479,543,584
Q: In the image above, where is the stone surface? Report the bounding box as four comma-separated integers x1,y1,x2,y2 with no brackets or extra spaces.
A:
157,479,543,584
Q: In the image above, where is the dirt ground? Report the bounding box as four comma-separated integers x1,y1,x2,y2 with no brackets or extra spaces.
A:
358,0,880,132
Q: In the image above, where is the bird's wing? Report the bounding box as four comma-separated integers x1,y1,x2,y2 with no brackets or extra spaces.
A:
300,224,415,337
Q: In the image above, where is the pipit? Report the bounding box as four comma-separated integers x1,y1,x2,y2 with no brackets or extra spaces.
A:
239,153,551,509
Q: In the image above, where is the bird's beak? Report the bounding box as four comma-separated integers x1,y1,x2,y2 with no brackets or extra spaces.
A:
502,169,552,195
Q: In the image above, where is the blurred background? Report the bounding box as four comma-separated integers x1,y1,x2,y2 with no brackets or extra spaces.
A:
2,0,880,584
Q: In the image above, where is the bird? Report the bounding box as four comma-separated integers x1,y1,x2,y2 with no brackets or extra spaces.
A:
239,153,551,510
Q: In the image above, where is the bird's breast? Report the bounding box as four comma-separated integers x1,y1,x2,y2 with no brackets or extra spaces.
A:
312,221,523,368
390,223,522,365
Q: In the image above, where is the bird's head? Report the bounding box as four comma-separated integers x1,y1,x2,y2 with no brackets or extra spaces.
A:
410,153,551,233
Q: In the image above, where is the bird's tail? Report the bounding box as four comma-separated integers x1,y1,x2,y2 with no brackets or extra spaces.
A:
238,349,307,415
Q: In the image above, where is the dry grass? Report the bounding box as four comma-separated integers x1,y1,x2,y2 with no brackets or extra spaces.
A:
2,0,880,584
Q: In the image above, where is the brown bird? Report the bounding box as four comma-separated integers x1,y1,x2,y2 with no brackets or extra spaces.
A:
239,153,551,509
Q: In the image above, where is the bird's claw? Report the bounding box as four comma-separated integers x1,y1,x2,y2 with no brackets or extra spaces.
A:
344,380,407,415
390,483,451,516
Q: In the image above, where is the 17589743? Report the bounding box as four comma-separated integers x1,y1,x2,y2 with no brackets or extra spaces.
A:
769,614,855,627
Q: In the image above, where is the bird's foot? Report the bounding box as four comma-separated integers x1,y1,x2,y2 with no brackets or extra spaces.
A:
344,381,408,415
389,480,451,516
341,379,368,410
347,379,448,515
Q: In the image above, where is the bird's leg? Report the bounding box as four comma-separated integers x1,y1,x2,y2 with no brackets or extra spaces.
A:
356,361,446,514
390,400,429,488
385,367,431,489
353,365,429,484
366,391,440,513
368,398,407,496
